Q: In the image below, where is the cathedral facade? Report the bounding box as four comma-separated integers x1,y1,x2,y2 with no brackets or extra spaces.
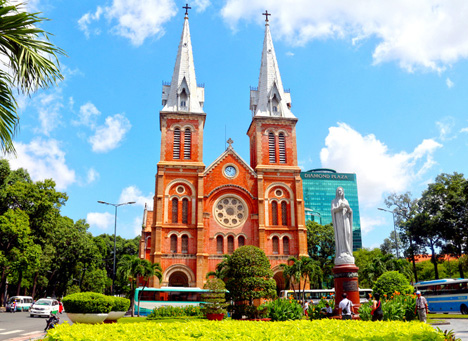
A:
139,11,308,290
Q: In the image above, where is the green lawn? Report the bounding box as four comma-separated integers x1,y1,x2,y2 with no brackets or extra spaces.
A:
118,316,204,324
429,314,468,319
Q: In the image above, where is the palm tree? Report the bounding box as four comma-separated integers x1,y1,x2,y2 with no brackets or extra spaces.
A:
206,255,230,281
280,257,322,304
117,255,162,317
0,1,65,153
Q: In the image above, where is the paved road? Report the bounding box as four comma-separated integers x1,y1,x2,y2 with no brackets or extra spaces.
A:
434,319,468,341
0,311,65,341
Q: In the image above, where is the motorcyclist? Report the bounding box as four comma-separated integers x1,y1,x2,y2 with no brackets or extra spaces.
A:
44,313,59,332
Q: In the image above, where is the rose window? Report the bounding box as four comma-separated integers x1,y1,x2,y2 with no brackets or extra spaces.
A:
214,196,247,228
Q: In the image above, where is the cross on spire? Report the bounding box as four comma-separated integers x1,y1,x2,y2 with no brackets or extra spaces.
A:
183,3,191,16
262,10,271,22
227,138,234,149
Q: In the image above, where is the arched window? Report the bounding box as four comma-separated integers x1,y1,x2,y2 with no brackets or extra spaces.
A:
271,201,278,225
184,128,191,159
268,132,276,163
278,133,286,164
180,89,188,108
182,198,189,224
181,235,188,253
272,236,279,254
216,236,224,254
173,128,181,159
170,235,177,253
283,237,290,255
238,236,245,247
227,236,234,254
171,198,178,223
281,201,288,226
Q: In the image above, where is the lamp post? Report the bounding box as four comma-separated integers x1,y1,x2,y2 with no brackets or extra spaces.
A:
98,200,136,295
378,207,402,258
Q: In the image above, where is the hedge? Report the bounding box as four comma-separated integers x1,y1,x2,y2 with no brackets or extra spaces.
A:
62,292,113,314
44,319,444,341
111,296,131,312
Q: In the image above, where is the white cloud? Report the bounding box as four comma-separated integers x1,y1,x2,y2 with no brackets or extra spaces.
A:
319,123,442,207
131,216,143,237
74,102,101,128
7,138,76,190
286,51,294,57
446,77,454,88
436,117,455,141
88,114,131,153
192,0,211,12
86,168,99,184
360,215,386,236
87,211,114,230
79,0,177,46
221,0,468,72
33,91,64,136
461,127,468,133
119,186,154,210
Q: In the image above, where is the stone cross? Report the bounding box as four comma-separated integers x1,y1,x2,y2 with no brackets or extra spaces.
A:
262,10,271,22
227,138,234,149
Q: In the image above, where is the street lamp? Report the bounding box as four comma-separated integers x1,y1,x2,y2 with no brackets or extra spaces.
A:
98,200,136,295
378,207,402,258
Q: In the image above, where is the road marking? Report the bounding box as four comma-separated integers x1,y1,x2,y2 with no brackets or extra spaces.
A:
21,331,43,336
0,330,23,335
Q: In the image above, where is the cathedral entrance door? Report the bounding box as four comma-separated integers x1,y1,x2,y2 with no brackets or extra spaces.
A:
169,271,189,287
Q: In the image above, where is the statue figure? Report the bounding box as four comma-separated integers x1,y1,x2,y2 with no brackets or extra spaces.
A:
331,187,355,265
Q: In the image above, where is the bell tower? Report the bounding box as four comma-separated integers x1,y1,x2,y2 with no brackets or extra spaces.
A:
247,11,308,258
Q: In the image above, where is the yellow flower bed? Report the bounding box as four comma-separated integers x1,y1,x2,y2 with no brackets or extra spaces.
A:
44,319,444,341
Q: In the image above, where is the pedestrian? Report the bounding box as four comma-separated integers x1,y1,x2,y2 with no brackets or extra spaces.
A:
371,293,383,321
303,300,309,316
338,293,354,320
320,303,333,317
11,300,16,313
414,291,428,323
58,300,63,314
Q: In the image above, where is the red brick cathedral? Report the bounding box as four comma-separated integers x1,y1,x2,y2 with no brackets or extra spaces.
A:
139,11,308,290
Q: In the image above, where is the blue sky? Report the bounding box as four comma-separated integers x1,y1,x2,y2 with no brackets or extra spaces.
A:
5,0,468,250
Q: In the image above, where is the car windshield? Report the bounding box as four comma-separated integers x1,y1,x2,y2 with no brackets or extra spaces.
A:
36,300,52,306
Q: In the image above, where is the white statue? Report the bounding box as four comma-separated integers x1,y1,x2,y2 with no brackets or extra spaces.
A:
331,187,355,265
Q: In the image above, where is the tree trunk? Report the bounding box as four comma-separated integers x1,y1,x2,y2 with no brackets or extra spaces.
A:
31,272,38,299
430,244,439,279
16,270,23,296
409,238,418,283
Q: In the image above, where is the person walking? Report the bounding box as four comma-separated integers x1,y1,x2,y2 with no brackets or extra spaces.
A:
371,293,383,321
303,300,309,316
338,293,354,320
414,291,428,323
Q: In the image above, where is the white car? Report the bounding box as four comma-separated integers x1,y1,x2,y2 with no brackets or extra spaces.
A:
30,298,60,318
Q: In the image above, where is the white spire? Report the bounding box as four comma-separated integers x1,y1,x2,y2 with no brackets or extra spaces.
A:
250,16,294,118
161,13,205,114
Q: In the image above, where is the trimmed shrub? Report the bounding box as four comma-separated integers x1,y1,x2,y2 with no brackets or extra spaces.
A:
146,305,202,319
359,292,417,321
308,298,335,320
62,292,113,314
372,271,414,297
201,278,228,315
262,298,303,321
110,296,130,312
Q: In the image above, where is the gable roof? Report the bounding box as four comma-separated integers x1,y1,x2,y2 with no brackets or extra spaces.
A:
204,145,257,177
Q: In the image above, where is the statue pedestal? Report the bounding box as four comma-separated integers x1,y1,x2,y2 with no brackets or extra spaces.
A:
333,264,360,311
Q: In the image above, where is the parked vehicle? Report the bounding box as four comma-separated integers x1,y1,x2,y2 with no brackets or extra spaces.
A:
30,298,60,318
6,296,34,312
414,278,468,314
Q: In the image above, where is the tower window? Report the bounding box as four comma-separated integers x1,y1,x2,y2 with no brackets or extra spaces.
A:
268,132,276,163
182,198,189,224
181,235,188,254
171,198,179,223
283,237,290,255
227,236,234,254
238,236,245,247
170,235,177,253
173,128,181,159
279,133,286,164
216,236,224,254
273,106,277,112
271,201,278,225
184,128,191,159
180,100,186,107
281,201,288,226
272,236,279,254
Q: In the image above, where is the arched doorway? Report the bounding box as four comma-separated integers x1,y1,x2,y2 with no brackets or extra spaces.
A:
168,271,189,287
274,271,286,296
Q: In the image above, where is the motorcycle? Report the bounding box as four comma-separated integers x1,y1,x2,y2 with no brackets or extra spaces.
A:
44,314,60,332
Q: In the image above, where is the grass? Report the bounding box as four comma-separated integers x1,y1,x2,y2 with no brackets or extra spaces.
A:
119,316,204,324
429,314,468,319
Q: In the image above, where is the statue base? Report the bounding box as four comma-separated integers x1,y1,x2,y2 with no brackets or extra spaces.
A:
333,264,360,311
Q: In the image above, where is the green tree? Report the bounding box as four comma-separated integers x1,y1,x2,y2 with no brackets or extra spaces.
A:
306,221,334,288
136,260,162,317
280,256,322,304
0,1,65,153
353,248,381,288
380,230,406,257
372,271,413,297
225,246,276,319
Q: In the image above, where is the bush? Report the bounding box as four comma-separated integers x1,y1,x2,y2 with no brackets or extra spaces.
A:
146,305,202,319
201,278,228,315
62,292,113,314
359,292,417,321
261,298,303,321
110,296,130,312
308,298,335,320
372,271,413,297
45,319,445,340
